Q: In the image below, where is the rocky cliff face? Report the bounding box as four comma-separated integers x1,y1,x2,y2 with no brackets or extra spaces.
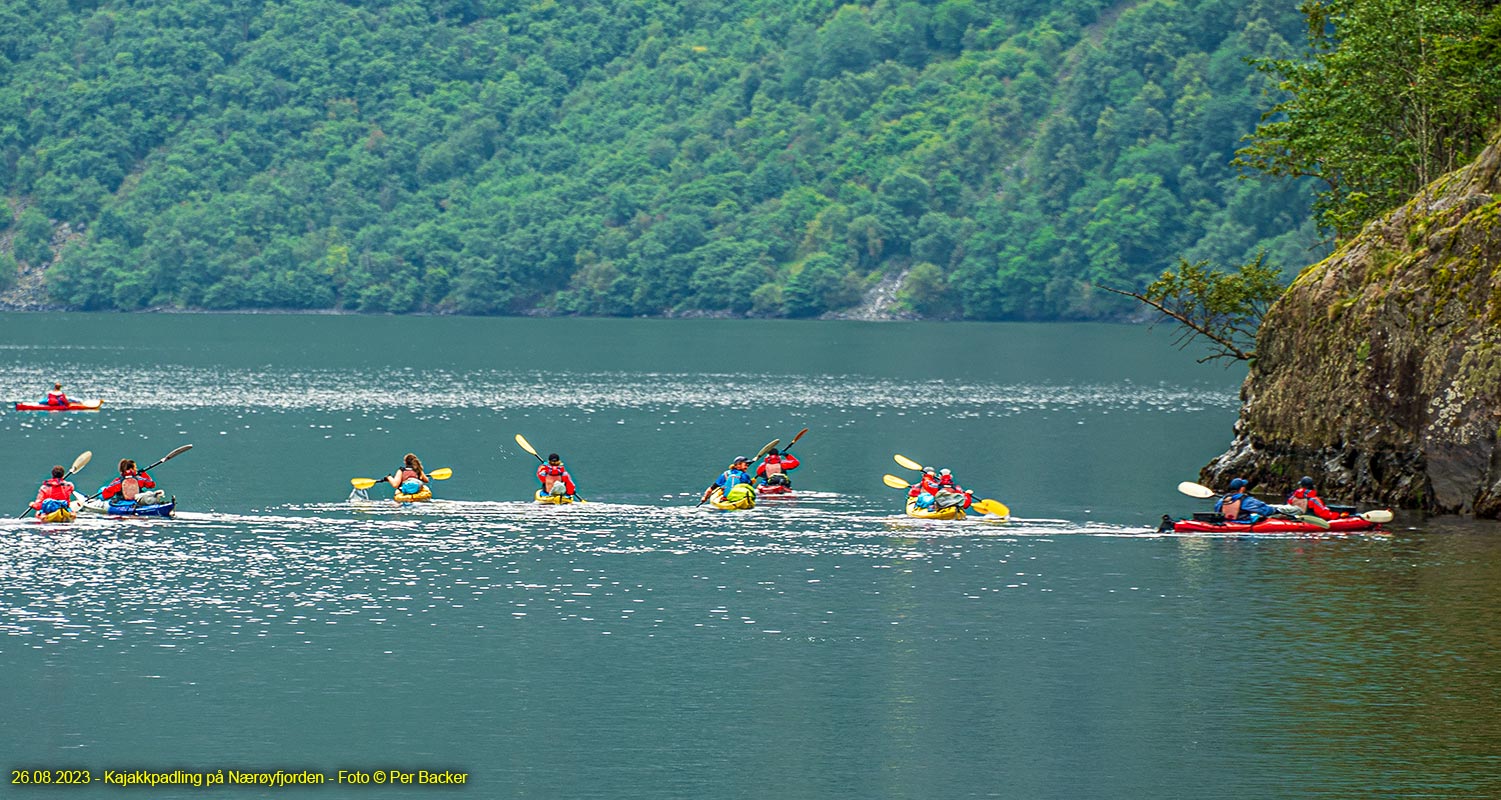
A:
1203,134,1501,515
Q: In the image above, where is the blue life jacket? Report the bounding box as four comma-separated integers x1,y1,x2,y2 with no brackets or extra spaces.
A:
715,468,752,491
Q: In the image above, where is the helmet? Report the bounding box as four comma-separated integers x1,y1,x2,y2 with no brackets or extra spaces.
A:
939,469,951,476
1299,476,1314,488
922,466,936,475
732,456,749,465
1228,478,1248,490
766,448,779,456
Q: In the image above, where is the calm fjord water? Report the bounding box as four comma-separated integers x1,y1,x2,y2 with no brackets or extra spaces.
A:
2,313,1498,799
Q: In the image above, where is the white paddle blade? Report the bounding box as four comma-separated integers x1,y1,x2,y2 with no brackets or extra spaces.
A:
1177,481,1215,499
1361,509,1394,523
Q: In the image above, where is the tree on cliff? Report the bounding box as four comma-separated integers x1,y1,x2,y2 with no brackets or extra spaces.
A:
1102,254,1283,363
1236,0,1501,240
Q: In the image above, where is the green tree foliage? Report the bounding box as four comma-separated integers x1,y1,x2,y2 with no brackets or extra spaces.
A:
1103,254,1285,363
1237,0,1501,239
0,0,1334,316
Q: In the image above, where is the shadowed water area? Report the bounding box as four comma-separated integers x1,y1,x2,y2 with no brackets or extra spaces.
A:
2,313,1498,798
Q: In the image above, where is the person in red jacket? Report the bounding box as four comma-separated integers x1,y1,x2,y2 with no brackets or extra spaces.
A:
934,468,974,509
907,467,941,497
30,465,75,515
99,459,156,501
45,383,69,406
537,453,577,497
1287,476,1339,520
755,448,800,487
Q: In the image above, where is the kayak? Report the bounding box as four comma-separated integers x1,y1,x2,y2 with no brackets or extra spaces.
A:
394,486,433,503
757,482,793,496
905,496,967,520
1163,514,1385,534
79,497,176,517
34,506,77,523
15,399,102,411
534,489,576,505
705,485,756,511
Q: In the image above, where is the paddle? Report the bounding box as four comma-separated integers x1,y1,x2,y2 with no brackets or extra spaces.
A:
883,474,1009,517
17,450,91,518
350,467,453,491
699,438,778,506
515,433,585,501
781,427,809,454
81,444,192,503
1360,509,1394,523
894,454,923,471
1178,479,1330,529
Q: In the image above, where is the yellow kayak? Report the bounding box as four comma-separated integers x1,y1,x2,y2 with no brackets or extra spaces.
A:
534,490,576,505
705,484,756,511
35,506,77,523
394,486,433,503
905,496,966,520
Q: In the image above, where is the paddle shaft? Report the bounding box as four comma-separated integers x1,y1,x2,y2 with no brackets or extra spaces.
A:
83,445,192,502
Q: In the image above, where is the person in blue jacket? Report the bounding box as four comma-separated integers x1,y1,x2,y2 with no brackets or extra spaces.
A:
1215,477,1278,522
701,456,753,504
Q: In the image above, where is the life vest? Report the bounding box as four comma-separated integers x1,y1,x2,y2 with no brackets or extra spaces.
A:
1287,489,1310,513
39,478,73,502
762,459,784,477
540,465,567,492
1220,495,1243,520
46,391,68,405
120,476,139,501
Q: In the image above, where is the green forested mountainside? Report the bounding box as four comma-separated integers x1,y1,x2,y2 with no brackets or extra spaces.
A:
0,0,1323,317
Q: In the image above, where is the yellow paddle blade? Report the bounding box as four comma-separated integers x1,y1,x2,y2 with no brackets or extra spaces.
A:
351,478,379,490
893,454,922,471
975,499,1010,518
429,467,453,480
882,474,912,489
514,434,538,456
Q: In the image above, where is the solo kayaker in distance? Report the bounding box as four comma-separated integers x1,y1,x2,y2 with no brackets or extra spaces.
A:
99,459,162,503
756,448,799,487
702,456,754,503
934,468,974,510
385,453,429,495
1287,476,1339,520
1215,477,1277,522
45,383,69,406
537,453,577,497
30,465,75,517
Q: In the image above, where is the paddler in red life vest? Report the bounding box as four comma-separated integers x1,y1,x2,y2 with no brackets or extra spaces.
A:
30,465,75,516
385,453,429,494
907,467,942,509
1287,476,1340,520
537,453,577,497
933,468,973,509
755,448,800,487
99,459,156,501
45,383,69,406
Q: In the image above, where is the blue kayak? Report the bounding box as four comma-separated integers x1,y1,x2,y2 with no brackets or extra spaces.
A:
79,497,176,517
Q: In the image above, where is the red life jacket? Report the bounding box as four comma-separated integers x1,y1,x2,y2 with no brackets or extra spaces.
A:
398,467,424,483
539,464,567,491
40,478,73,501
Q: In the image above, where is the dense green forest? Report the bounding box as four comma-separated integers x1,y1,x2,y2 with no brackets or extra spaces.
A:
0,0,1336,317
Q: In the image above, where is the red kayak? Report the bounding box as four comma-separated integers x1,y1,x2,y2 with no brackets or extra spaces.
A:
757,482,793,496
1165,515,1386,534
14,399,102,411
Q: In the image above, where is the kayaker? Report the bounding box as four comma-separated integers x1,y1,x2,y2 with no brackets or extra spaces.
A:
907,467,941,499
1215,477,1277,522
30,465,75,516
1287,476,1339,520
99,459,157,501
45,383,69,406
756,448,800,487
934,468,974,509
385,453,429,495
537,453,577,497
702,456,753,503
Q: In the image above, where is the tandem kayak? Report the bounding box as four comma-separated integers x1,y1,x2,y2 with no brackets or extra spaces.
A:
394,486,433,503
79,497,176,517
534,490,577,505
1162,514,1387,534
15,399,102,411
905,496,966,520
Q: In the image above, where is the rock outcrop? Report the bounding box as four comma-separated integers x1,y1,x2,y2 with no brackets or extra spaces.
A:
1203,133,1501,515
